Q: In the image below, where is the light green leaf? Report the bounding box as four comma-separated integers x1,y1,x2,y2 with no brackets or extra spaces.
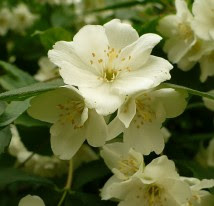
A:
0,168,54,189
0,61,36,90
0,102,6,116
39,27,73,50
0,100,30,127
161,83,214,100
0,126,12,154
0,79,64,101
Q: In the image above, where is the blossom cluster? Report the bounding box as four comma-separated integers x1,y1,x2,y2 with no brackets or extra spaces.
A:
158,0,214,82
14,17,213,206
0,3,37,36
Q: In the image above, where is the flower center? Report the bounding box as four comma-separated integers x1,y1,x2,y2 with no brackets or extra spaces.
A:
118,154,139,177
178,23,193,40
134,97,155,128
103,68,118,82
145,185,163,206
57,100,85,128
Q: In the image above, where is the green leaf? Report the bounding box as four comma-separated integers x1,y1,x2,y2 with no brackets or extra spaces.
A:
39,27,73,50
161,83,214,100
0,126,12,154
72,160,111,189
0,102,6,116
0,61,36,90
0,168,54,189
0,79,64,101
0,100,30,127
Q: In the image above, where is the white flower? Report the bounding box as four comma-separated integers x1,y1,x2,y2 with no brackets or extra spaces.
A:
101,155,191,206
108,88,187,155
11,4,38,33
202,90,214,111
196,138,214,168
19,195,45,206
157,0,195,64
48,19,172,115
34,57,59,82
192,0,214,41
181,177,214,206
100,142,144,181
28,86,108,160
0,8,12,36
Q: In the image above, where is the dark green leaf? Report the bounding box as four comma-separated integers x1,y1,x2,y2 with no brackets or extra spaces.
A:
0,61,36,90
0,100,30,127
39,27,72,50
0,79,64,101
0,126,12,154
0,168,54,189
72,160,111,189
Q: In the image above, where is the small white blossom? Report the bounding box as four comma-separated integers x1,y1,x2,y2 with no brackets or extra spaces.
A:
192,0,214,41
34,57,59,82
0,8,12,36
157,0,195,64
11,4,38,33
181,177,214,206
108,88,187,155
196,138,214,168
48,19,172,115
101,142,144,182
101,154,191,206
19,195,45,206
28,86,108,160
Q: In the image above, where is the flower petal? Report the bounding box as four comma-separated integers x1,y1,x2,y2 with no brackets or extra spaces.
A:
118,33,162,70
104,19,139,50
48,41,101,87
152,88,188,118
28,87,83,123
118,98,136,128
114,56,172,95
80,83,126,116
50,121,86,160
142,156,179,182
123,120,164,155
19,195,45,206
85,109,107,147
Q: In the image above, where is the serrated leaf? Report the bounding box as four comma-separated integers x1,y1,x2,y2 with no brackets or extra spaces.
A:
0,168,54,189
39,27,72,50
72,160,111,189
0,79,64,101
0,61,36,90
0,100,30,127
0,126,12,154
161,83,214,100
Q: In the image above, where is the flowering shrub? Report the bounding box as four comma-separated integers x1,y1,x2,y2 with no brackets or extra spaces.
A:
0,0,213,205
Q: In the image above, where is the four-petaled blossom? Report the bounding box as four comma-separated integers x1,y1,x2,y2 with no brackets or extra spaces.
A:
48,19,172,115
101,150,191,206
181,177,214,206
19,195,45,206
157,0,196,65
108,88,187,155
28,86,108,160
11,4,38,33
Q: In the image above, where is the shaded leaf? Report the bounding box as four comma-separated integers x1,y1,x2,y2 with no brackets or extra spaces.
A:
0,79,64,101
0,126,12,154
0,100,30,127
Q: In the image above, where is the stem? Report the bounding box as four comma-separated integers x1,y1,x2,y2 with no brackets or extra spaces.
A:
57,159,73,206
